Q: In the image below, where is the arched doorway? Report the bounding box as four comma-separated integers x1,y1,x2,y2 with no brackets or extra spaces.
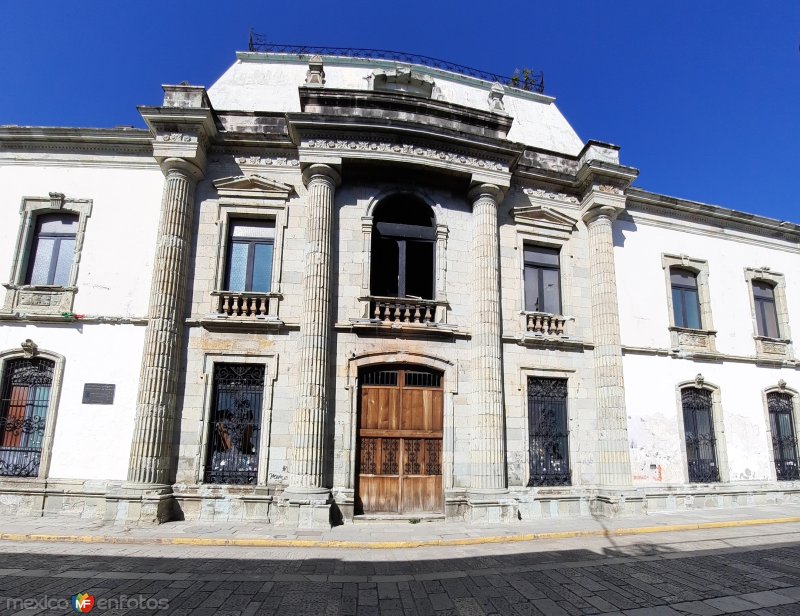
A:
356,365,443,515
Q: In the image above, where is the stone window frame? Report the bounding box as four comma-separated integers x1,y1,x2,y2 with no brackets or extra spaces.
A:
675,377,729,484
211,200,289,320
196,353,279,487
2,193,92,316
744,268,793,360
358,190,449,323
761,383,800,483
519,367,577,487
515,231,574,338
0,343,65,482
662,254,716,353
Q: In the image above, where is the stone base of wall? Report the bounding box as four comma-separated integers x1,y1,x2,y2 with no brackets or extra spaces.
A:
172,485,273,522
0,479,118,521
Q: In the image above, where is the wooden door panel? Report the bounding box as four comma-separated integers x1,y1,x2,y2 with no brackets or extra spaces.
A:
358,367,443,515
401,476,443,513
359,476,400,513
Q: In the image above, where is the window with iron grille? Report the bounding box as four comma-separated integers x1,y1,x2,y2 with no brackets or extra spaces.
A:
523,245,561,313
26,213,78,286
753,281,780,338
0,358,54,477
768,391,799,481
203,363,265,485
225,219,275,293
527,377,570,486
671,267,702,329
682,387,720,483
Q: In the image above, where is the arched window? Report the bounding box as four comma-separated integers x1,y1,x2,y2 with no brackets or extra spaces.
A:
767,390,799,480
0,358,54,477
370,195,435,299
670,267,702,329
681,386,720,483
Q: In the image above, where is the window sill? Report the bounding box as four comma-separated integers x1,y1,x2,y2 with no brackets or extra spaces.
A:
669,326,717,353
754,336,793,360
2,284,77,315
344,318,468,339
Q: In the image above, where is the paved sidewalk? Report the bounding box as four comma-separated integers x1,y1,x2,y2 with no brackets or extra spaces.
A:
2,503,800,548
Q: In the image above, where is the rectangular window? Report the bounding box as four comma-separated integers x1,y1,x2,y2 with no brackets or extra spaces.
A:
203,363,264,485
753,281,780,338
0,358,54,478
524,245,561,313
225,220,275,293
26,214,78,286
670,268,702,329
527,377,570,486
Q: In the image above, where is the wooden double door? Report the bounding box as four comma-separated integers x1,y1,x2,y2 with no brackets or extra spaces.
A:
357,366,444,514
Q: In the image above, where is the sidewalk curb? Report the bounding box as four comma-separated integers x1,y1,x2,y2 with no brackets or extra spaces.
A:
2,516,799,549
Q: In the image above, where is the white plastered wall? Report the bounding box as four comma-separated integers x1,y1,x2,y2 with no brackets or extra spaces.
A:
0,161,164,480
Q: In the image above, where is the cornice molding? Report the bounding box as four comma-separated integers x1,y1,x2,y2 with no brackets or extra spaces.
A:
627,188,800,243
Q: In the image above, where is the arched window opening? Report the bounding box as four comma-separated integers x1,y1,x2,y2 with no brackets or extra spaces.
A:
681,387,720,483
0,358,54,477
767,391,799,480
370,196,436,300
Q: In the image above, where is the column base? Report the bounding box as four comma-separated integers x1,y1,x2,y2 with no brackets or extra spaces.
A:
275,487,333,528
105,483,176,524
465,488,519,524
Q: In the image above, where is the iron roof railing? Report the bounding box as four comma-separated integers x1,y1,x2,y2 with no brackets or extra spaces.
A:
247,32,544,94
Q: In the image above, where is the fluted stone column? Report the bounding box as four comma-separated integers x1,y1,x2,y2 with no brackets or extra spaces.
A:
584,205,632,487
128,159,201,487
468,183,507,492
286,164,341,500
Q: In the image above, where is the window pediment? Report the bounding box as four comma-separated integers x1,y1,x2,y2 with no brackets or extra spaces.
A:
512,205,577,238
213,175,294,205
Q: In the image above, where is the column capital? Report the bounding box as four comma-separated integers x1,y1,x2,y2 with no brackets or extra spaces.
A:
468,182,505,205
160,157,204,181
302,163,341,188
581,203,624,225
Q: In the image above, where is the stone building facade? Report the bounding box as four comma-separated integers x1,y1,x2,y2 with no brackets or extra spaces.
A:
1,49,799,526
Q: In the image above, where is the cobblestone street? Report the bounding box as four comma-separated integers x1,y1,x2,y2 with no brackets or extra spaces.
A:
1,522,800,615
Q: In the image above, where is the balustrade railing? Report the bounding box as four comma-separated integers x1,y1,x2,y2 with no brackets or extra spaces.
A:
524,311,567,336
370,297,438,324
214,291,276,318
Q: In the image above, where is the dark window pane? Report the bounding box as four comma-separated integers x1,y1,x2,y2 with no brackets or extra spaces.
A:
524,265,540,311
251,243,273,293
524,245,559,267
370,237,399,296
37,214,78,234
683,289,701,329
670,268,698,288
541,268,561,314
405,241,434,299
761,300,779,338
753,280,775,300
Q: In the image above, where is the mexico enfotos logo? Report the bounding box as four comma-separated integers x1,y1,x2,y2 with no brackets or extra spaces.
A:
3,592,169,612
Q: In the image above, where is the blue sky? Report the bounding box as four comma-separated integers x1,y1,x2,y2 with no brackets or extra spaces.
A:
2,1,798,220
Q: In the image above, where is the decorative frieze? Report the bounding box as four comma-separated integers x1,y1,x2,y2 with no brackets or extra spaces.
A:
302,138,509,172
521,187,580,205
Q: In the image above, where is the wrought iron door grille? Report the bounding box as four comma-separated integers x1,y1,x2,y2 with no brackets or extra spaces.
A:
527,377,570,486
0,358,53,478
360,369,398,386
768,392,800,481
203,364,264,485
682,388,720,483
404,370,442,388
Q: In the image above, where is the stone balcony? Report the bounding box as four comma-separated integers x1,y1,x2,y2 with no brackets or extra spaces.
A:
517,311,579,348
200,290,284,331
347,296,463,337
